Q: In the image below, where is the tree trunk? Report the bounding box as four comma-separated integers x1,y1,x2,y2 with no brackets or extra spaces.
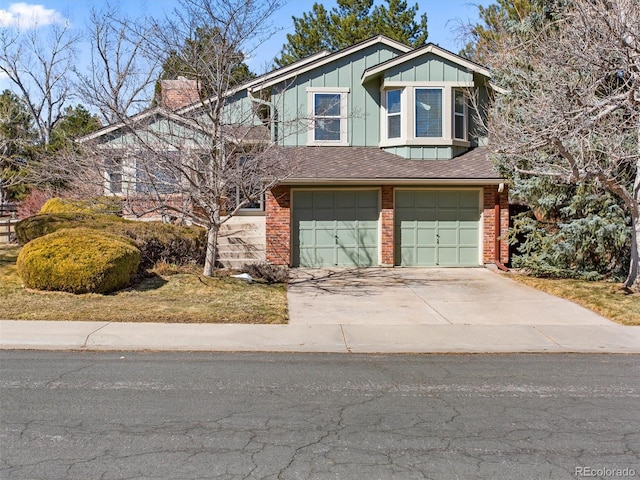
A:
624,207,640,290
203,223,219,277
624,157,640,290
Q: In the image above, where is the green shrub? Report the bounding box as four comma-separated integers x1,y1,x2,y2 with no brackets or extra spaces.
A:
15,212,206,268
17,228,141,294
38,197,123,216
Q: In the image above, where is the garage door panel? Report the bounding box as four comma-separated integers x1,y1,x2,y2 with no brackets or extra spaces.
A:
459,191,479,208
459,228,479,245
416,191,438,208
438,228,458,246
459,247,479,264
395,190,480,266
416,227,436,245
438,247,460,265
313,192,335,208
459,209,480,222
314,228,336,247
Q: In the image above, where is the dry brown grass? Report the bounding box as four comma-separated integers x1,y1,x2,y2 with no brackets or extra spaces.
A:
510,274,640,326
0,245,287,324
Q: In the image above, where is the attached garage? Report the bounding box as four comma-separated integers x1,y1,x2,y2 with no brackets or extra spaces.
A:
395,190,481,266
292,190,379,267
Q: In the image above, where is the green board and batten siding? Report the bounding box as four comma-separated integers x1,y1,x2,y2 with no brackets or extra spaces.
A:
292,190,379,267
382,53,475,83
275,44,405,147
395,190,481,266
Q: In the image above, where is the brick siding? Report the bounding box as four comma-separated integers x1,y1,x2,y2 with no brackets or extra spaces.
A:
265,186,291,265
380,185,394,266
482,185,509,264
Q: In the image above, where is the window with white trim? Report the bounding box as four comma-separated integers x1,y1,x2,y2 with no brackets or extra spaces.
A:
307,88,349,145
415,88,443,138
105,158,123,194
453,89,467,140
386,89,402,139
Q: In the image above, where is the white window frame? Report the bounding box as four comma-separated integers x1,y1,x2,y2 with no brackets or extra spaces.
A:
385,88,403,140
453,89,467,141
379,81,472,148
307,87,349,146
414,87,444,139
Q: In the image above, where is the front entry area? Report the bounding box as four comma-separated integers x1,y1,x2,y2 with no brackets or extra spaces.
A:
292,190,379,267
395,190,480,266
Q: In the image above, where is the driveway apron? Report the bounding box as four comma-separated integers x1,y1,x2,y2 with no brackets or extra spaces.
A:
287,268,613,326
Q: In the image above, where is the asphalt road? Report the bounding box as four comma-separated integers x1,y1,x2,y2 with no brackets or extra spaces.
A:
1,352,639,480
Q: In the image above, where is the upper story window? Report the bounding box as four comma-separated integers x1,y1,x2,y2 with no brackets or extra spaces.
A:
386,89,402,139
453,89,467,140
415,88,443,138
381,85,470,147
307,87,349,146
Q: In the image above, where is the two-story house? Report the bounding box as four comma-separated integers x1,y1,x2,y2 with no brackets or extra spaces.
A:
81,35,509,269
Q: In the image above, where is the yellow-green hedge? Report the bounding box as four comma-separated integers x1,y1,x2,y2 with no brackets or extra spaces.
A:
15,206,206,268
39,197,123,216
17,228,141,294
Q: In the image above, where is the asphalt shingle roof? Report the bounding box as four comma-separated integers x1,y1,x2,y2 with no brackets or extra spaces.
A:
283,146,501,183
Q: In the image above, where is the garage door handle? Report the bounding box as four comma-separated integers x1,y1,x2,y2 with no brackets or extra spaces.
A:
436,233,440,245
335,235,339,244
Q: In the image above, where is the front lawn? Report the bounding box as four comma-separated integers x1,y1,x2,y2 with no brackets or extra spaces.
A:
510,274,640,326
0,246,287,324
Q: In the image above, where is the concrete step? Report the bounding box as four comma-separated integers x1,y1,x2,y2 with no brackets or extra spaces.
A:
218,258,264,269
217,249,265,260
217,235,264,245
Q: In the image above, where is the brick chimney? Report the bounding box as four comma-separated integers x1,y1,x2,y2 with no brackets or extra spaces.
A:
160,76,200,110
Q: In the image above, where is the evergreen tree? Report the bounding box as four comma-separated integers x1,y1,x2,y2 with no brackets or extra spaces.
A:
460,0,562,65
275,0,428,67
49,105,102,151
0,90,35,202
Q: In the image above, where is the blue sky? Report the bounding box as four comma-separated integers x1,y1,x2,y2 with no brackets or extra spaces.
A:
0,0,493,90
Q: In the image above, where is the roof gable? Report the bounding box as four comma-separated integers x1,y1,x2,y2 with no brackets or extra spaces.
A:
361,43,491,84
77,107,206,143
248,35,412,92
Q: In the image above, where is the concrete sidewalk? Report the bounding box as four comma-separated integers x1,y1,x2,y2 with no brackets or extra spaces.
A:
2,320,640,353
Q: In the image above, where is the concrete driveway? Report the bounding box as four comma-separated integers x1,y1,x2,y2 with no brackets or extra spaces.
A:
287,268,613,326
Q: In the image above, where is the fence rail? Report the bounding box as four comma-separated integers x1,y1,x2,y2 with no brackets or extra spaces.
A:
0,203,18,217
0,218,19,244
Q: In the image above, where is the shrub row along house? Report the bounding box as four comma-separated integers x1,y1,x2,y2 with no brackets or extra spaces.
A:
78,36,508,269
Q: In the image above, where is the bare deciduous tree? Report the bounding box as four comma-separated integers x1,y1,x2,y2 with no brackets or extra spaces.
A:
0,21,80,146
487,0,640,289
74,4,162,124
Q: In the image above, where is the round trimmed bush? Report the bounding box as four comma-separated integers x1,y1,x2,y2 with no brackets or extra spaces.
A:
17,228,141,294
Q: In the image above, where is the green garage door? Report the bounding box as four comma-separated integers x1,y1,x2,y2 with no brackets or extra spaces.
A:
395,190,480,266
293,190,379,267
